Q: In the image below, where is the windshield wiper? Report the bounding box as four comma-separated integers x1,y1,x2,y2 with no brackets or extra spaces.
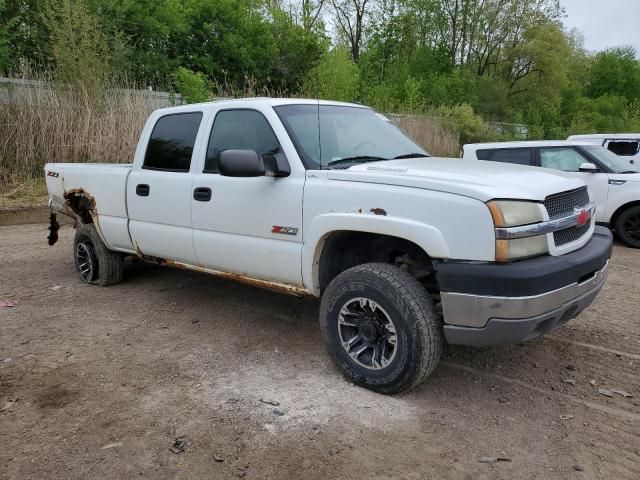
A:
620,170,638,174
326,156,388,168
392,153,430,159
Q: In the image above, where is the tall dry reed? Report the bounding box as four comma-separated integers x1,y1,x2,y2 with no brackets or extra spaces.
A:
395,115,460,157
0,75,159,188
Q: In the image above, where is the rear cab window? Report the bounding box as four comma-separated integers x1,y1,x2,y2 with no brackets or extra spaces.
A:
143,112,203,172
476,148,533,166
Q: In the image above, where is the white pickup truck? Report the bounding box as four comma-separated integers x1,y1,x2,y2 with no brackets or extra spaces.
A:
45,99,612,394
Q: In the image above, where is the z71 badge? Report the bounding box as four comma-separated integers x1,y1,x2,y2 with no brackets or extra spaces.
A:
272,226,298,235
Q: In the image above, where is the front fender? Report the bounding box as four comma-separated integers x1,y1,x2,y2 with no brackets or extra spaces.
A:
301,212,450,295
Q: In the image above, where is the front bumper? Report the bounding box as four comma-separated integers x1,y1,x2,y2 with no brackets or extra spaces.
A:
435,226,612,347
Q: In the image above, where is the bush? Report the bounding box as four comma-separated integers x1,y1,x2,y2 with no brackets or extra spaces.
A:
302,48,360,102
173,67,211,104
434,104,488,144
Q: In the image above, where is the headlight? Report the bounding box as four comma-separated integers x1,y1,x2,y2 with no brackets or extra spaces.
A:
487,200,543,227
487,200,548,262
495,236,548,262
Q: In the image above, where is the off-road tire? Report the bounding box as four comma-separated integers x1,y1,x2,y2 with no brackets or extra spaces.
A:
73,224,124,286
319,263,443,394
614,206,640,248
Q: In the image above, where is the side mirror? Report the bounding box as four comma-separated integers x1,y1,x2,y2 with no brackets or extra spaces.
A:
579,162,599,173
218,150,265,177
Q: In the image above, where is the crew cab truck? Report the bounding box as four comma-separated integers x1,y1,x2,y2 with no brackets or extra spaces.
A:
45,99,613,394
463,140,640,248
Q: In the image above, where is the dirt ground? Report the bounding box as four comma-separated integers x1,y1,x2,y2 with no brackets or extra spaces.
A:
1,222,639,480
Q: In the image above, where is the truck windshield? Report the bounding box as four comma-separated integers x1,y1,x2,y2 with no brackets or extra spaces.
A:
274,104,429,169
582,145,639,173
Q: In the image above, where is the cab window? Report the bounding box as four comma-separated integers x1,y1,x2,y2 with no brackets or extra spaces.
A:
143,113,203,172
204,110,283,173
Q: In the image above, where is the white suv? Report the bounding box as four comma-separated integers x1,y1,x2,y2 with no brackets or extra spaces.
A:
463,140,640,247
568,134,640,169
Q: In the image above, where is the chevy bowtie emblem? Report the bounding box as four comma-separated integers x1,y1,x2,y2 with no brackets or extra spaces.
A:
576,209,591,226
272,226,299,235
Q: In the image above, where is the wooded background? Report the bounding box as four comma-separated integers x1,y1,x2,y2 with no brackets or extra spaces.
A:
1,0,640,201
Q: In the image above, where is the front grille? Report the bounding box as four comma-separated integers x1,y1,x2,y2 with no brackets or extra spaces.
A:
544,187,591,247
544,186,589,219
554,224,590,246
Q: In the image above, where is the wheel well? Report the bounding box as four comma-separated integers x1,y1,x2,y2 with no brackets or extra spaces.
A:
63,189,96,224
610,201,640,230
317,231,439,295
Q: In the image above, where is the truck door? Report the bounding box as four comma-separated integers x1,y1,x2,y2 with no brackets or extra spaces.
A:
190,107,304,286
127,111,203,264
538,146,609,222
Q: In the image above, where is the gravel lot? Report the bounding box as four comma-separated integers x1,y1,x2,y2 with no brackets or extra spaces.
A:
1,222,639,479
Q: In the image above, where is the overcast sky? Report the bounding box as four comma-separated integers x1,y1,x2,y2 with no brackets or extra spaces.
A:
561,0,640,54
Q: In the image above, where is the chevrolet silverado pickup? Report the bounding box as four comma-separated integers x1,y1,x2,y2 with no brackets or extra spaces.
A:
45,99,613,394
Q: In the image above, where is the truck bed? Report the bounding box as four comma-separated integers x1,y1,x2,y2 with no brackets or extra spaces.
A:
44,163,134,252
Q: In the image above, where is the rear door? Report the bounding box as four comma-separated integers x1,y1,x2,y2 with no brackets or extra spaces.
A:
127,111,204,264
190,107,305,285
537,146,609,222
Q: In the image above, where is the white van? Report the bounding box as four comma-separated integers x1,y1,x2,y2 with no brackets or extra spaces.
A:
567,134,640,169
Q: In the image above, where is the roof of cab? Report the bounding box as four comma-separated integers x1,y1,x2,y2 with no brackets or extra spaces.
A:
153,97,370,114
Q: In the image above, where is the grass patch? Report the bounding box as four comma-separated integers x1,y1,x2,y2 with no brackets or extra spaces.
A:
0,178,49,211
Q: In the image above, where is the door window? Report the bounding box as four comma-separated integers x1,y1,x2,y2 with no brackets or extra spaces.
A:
606,140,640,156
205,110,283,173
539,148,588,172
476,148,532,165
143,112,203,172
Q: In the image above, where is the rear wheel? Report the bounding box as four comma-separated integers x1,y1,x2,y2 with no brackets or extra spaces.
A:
319,263,442,394
73,224,124,286
615,206,640,248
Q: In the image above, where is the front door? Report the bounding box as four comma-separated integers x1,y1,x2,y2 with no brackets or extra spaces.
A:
538,146,609,222
127,111,203,264
190,107,305,285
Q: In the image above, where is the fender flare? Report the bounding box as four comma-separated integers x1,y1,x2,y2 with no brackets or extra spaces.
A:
302,212,450,295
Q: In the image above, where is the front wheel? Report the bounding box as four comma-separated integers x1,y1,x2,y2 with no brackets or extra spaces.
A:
615,206,640,248
73,224,124,286
319,263,442,394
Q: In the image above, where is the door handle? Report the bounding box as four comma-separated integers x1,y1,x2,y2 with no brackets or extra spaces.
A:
193,187,212,202
136,184,150,197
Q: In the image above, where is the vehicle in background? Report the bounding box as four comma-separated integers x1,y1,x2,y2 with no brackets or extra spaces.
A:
567,134,640,169
463,140,640,247
44,99,612,394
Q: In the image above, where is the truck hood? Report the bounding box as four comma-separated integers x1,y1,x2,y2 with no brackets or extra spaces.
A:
327,157,586,202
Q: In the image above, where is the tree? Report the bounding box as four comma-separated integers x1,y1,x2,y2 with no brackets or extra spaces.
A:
44,0,111,91
588,47,640,101
330,0,372,61
0,0,8,70
2,0,56,71
302,47,360,101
